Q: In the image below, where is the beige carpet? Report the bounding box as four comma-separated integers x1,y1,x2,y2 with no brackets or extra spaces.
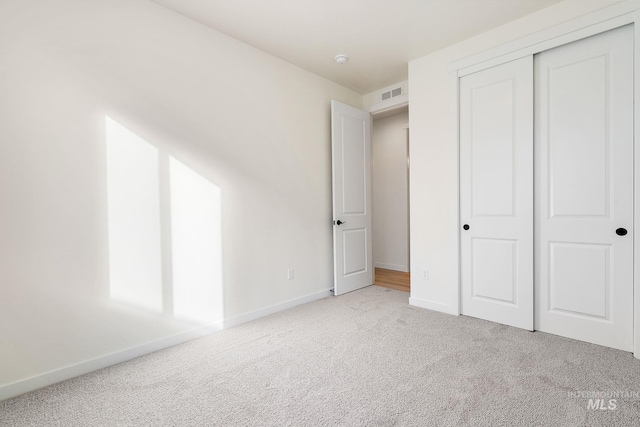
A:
1,286,640,426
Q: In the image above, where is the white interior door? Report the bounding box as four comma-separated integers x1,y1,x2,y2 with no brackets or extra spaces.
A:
535,25,634,351
460,56,534,330
331,100,373,295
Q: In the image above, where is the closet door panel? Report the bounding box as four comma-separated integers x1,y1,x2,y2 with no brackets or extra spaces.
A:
535,25,633,351
460,56,534,330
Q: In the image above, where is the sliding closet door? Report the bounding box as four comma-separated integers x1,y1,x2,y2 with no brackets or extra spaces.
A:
460,56,533,330
535,25,633,351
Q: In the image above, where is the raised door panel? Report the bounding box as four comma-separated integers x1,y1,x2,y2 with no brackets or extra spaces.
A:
343,228,367,276
548,242,610,319
341,116,367,215
471,238,518,305
470,79,516,217
548,55,609,218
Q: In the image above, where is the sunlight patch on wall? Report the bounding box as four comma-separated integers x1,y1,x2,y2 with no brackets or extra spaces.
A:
105,116,224,323
105,117,163,312
170,157,223,323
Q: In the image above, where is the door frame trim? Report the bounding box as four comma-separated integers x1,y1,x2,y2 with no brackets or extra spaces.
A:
451,4,640,357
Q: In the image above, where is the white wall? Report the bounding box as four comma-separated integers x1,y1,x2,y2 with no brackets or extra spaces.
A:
408,0,625,313
372,112,409,272
0,0,361,398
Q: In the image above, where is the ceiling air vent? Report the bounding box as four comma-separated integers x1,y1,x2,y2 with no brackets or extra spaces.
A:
381,86,403,101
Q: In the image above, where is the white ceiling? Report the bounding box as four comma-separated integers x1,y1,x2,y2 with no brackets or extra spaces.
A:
150,0,564,94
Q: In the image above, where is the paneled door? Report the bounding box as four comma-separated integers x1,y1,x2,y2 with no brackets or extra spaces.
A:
535,25,634,351
460,56,534,330
331,100,373,295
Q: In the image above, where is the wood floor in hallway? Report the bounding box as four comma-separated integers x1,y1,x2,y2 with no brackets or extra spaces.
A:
374,268,410,293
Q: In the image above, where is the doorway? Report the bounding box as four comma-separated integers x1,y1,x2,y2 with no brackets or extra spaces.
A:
371,107,410,292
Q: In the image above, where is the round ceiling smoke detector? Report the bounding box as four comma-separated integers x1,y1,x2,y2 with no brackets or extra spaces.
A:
334,54,348,65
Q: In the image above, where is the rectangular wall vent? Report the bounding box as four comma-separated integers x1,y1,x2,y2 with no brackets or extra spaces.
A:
381,86,402,101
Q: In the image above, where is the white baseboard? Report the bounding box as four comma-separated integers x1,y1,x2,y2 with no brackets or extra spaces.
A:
0,322,224,402
374,262,409,272
409,296,459,316
0,288,332,402
221,288,332,329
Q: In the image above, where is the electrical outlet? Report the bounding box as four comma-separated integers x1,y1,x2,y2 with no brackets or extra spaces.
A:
287,268,294,280
422,269,429,280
